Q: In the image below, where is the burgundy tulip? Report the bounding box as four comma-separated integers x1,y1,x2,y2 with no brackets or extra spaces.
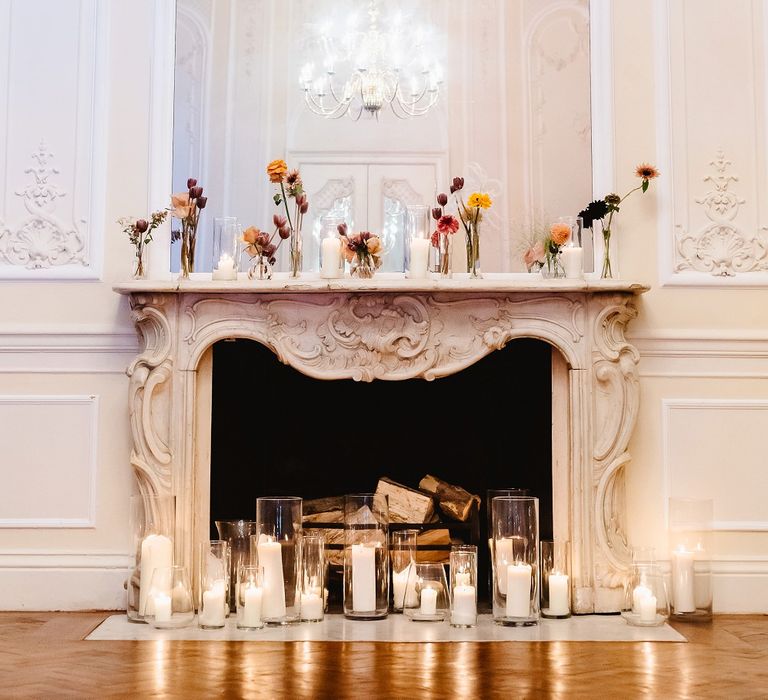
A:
432,207,442,220
450,184,457,194
337,223,348,236
453,177,464,190
189,186,203,199
197,196,207,209
299,201,309,214
263,243,277,256
273,214,287,228
135,219,149,233
279,225,291,239
437,193,448,206
187,178,197,189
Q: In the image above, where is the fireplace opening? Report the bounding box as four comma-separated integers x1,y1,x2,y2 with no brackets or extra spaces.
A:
209,337,553,605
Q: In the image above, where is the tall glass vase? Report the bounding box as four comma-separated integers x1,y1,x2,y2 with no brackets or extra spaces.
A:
343,493,389,619
180,223,197,279
215,519,258,612
254,496,302,624
467,221,481,278
289,227,302,278
132,245,147,280
601,225,613,279
669,498,713,621
491,495,540,626
439,232,453,279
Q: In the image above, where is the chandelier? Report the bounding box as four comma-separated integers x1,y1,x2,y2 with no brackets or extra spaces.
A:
299,0,444,120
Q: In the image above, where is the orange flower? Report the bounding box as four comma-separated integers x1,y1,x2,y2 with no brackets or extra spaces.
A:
170,192,192,220
242,226,260,245
267,159,288,183
550,223,571,246
635,163,660,180
366,236,382,255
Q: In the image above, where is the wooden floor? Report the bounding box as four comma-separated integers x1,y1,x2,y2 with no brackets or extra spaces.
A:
1,613,767,698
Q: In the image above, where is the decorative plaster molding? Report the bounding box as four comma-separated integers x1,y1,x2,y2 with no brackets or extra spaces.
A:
118,282,646,612
675,151,768,276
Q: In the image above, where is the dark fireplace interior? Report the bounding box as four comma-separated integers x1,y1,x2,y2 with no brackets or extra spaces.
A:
210,338,553,606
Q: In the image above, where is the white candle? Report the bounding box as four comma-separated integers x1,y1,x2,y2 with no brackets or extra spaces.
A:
639,594,657,623
139,534,173,616
301,592,324,620
212,252,237,280
451,584,477,625
392,568,408,610
455,572,471,587
320,236,341,279
420,586,438,615
240,585,263,627
548,573,570,616
495,538,521,594
257,539,286,619
506,562,532,618
199,580,226,627
632,583,652,613
153,592,172,623
408,238,430,279
672,549,696,613
561,246,583,279
351,543,377,612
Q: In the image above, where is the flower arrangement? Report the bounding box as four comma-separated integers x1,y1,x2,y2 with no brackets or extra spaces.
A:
170,178,207,278
267,159,309,277
338,225,383,278
431,186,461,277
579,163,660,278
241,215,292,279
118,210,168,278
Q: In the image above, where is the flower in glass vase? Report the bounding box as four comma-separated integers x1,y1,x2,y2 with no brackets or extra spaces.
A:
242,215,291,280
267,159,309,278
339,230,383,279
458,188,491,279
579,163,659,278
542,222,571,278
170,178,207,278
118,210,167,279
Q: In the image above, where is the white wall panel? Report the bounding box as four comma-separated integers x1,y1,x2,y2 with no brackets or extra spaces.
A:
0,395,98,527
0,0,108,279
663,399,768,531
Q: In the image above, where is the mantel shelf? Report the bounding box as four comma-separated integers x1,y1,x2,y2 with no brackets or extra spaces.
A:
113,272,650,296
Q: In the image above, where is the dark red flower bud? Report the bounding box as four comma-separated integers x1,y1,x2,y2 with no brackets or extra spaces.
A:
273,214,287,228
296,193,306,206
135,219,149,233
432,207,442,220
450,184,457,194
196,196,207,209
263,243,277,256
337,222,348,236
279,225,291,239
187,178,197,189
299,201,309,214
190,186,203,199
453,177,464,190
437,193,448,206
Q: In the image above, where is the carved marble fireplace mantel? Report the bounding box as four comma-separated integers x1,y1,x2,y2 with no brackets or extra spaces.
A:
115,274,649,613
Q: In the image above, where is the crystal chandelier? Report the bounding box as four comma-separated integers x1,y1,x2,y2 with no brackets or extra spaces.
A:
299,0,444,120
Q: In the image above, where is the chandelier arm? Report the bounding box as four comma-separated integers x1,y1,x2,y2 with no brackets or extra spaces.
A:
303,91,350,119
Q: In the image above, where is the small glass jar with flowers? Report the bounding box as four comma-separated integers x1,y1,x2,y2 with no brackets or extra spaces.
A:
118,210,168,279
241,214,292,280
338,228,383,279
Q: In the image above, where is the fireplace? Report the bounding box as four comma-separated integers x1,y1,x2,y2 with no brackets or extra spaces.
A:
116,276,648,613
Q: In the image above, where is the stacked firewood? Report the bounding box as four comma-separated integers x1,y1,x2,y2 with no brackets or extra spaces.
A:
303,475,480,565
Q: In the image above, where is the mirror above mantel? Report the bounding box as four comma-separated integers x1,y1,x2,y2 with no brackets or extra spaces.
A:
171,0,594,274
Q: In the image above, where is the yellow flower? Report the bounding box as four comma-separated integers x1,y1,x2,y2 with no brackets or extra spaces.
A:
467,192,492,209
549,223,571,246
267,159,288,183
170,192,192,220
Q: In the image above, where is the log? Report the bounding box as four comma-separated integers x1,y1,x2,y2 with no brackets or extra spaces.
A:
375,477,436,523
304,496,345,516
418,474,480,522
415,528,453,563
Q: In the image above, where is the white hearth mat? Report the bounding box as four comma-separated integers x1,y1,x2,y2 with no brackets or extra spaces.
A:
87,613,687,642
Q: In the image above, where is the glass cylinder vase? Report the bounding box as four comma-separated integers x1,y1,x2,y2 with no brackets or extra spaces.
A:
467,221,481,279
215,519,258,613
198,540,230,629
438,232,453,279
300,535,325,622
450,545,478,627
669,498,713,621
405,205,431,279
540,540,572,619
253,496,302,625
491,495,540,626
289,227,302,278
236,565,264,630
212,216,240,280
486,488,530,599
318,215,345,279
343,493,389,619
621,556,670,627
127,494,175,623
147,565,195,629
391,529,418,612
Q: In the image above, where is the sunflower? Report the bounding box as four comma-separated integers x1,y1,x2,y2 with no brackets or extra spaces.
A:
267,159,288,183
635,163,660,180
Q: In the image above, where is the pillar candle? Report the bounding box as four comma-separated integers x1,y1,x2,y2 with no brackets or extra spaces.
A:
351,543,377,612
408,238,430,279
153,592,172,623
320,237,341,279
139,533,173,616
639,594,657,623
420,587,438,615
495,538,521,594
672,549,695,613
241,585,263,627
506,562,532,618
632,583,652,613
199,580,226,627
561,246,583,279
548,573,570,616
392,568,408,610
301,592,324,620
257,538,287,619
212,253,237,280
451,584,477,626
455,572,471,587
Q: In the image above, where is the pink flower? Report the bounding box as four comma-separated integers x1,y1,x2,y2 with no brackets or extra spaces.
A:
431,231,440,247
437,215,459,235
524,241,545,268
170,192,192,220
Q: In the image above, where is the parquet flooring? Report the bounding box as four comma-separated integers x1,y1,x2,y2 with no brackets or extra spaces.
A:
0,612,766,699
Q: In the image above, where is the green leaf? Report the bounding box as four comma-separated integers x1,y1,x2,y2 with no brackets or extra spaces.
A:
273,193,282,206
642,179,649,193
